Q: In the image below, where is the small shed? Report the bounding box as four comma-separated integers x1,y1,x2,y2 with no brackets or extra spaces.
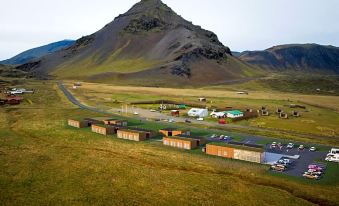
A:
68,119,90,128
159,128,190,137
198,97,207,102
5,95,23,105
276,108,283,114
292,111,300,117
91,124,116,135
279,112,288,119
171,110,180,117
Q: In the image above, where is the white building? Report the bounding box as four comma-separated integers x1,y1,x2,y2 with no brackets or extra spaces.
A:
225,110,244,119
210,111,226,118
187,108,208,118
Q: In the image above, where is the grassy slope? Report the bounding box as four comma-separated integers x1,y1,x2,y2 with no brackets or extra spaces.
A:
1,81,339,205
52,42,160,78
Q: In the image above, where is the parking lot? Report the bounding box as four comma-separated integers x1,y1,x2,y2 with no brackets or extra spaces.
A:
265,144,328,177
207,133,329,177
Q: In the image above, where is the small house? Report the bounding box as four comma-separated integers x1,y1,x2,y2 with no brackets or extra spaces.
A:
210,111,226,118
188,108,208,118
159,128,190,137
276,108,283,114
292,111,300,117
225,110,244,119
117,129,155,141
171,110,180,117
279,112,288,119
162,136,199,150
68,119,90,128
237,91,248,95
205,142,265,163
198,97,207,102
258,110,269,116
91,124,116,136
5,95,23,105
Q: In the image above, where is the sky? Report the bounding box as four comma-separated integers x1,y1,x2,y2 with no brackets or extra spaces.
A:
1,0,339,60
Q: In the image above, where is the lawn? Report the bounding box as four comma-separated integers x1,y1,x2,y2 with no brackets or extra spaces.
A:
1,80,339,205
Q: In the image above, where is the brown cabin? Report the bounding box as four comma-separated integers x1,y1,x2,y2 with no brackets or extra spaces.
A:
159,128,190,137
91,124,117,136
117,129,156,141
171,110,180,117
68,119,90,128
163,136,199,150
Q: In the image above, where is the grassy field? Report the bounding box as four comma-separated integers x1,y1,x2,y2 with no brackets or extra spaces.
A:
64,81,339,144
1,80,339,205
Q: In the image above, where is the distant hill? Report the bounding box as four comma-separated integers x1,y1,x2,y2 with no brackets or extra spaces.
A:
0,64,27,78
1,40,75,65
239,44,339,73
15,0,261,86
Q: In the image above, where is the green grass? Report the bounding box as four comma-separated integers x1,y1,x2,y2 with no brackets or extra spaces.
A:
1,80,339,205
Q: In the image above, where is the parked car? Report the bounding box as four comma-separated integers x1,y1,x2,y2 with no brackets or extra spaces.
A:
298,145,305,150
277,158,291,165
325,154,339,163
287,143,294,149
185,119,191,123
271,142,277,148
149,109,157,112
197,118,204,121
308,164,323,171
169,119,175,123
133,112,139,115
303,173,320,180
270,164,286,172
210,134,217,138
309,147,316,152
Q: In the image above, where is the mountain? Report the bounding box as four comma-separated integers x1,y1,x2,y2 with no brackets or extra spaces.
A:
16,0,261,86
239,44,339,73
1,40,75,65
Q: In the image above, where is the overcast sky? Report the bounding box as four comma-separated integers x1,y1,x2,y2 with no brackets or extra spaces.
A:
1,0,339,60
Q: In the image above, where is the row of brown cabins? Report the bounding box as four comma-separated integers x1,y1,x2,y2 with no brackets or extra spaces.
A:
68,117,156,142
68,118,266,164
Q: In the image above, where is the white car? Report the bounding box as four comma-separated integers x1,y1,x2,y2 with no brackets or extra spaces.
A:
197,118,204,121
298,145,305,150
287,143,294,149
325,155,339,163
149,109,157,112
133,112,139,115
169,119,175,123
309,147,316,152
271,142,277,148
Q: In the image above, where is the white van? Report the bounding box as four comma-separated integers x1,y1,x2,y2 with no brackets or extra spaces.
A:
325,148,339,163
